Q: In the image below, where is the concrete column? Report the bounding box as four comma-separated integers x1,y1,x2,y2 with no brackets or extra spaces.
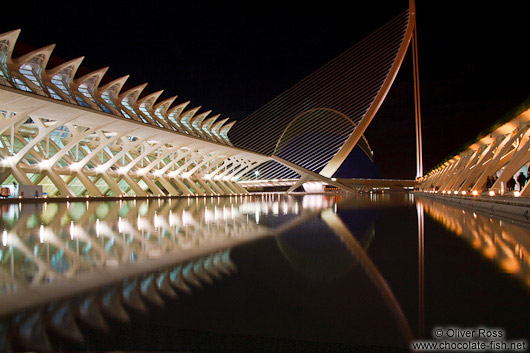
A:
75,171,103,196
157,177,181,195
100,173,125,195
120,174,147,196
215,180,236,195
171,178,193,196
185,179,205,196
205,179,225,195
197,179,216,195
42,168,75,197
140,175,165,196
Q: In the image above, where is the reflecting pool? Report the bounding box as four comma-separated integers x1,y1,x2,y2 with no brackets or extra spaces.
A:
0,193,529,352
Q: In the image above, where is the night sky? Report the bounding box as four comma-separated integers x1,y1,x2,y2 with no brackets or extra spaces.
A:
2,1,529,179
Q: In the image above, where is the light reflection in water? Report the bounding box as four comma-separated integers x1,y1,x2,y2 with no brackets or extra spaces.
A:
0,195,342,294
418,197,530,288
0,193,439,351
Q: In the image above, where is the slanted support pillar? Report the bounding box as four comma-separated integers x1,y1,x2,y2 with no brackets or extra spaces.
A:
75,171,102,196
120,174,147,196
205,179,225,195
171,178,193,196
286,175,309,194
219,180,238,194
185,179,205,196
140,176,165,196
5,165,33,185
100,173,124,196
157,177,180,195
229,181,248,194
214,180,234,195
42,169,75,197
197,179,216,195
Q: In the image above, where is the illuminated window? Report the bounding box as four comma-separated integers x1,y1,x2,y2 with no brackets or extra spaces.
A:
19,63,43,89
78,83,99,106
121,96,142,121
0,40,11,83
13,77,32,92
139,102,164,127
51,75,71,97
46,86,62,100
74,94,89,107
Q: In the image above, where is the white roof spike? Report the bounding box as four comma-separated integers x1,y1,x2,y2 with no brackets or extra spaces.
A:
0,29,21,60
180,106,200,120
212,117,230,133
167,100,190,116
203,114,220,124
191,110,211,121
182,106,201,116
202,114,220,128
138,89,164,107
14,44,56,69
211,117,230,143
201,114,221,139
0,29,21,40
118,83,148,101
98,75,130,95
190,110,211,132
220,120,236,134
46,56,85,77
74,66,109,85
153,95,178,113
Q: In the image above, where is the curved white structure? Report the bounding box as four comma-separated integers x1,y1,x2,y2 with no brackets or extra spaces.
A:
0,29,267,197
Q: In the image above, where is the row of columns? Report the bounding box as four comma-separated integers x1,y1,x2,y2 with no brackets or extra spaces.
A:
0,108,255,197
421,123,530,196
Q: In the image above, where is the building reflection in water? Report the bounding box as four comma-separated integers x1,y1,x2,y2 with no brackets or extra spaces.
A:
0,195,343,293
0,195,348,350
418,196,530,289
0,193,420,351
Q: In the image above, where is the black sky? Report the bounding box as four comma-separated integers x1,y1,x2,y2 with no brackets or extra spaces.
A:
2,1,529,179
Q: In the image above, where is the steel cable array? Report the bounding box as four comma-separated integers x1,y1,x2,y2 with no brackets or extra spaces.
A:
230,10,410,180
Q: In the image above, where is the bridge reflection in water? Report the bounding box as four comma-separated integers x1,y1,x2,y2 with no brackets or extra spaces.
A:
0,193,528,351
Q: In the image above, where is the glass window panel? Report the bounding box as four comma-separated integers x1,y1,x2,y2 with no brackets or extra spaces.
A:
46,86,62,100
13,77,33,92
51,75,71,96
19,64,43,89
74,95,89,107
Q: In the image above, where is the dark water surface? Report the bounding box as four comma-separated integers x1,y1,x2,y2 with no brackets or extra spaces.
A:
0,193,529,352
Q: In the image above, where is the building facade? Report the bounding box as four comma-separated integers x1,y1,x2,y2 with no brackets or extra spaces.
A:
420,106,530,197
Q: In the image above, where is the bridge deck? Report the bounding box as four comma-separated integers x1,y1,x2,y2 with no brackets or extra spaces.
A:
240,178,418,190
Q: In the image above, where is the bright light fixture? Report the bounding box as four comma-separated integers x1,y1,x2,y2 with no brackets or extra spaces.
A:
39,159,52,168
